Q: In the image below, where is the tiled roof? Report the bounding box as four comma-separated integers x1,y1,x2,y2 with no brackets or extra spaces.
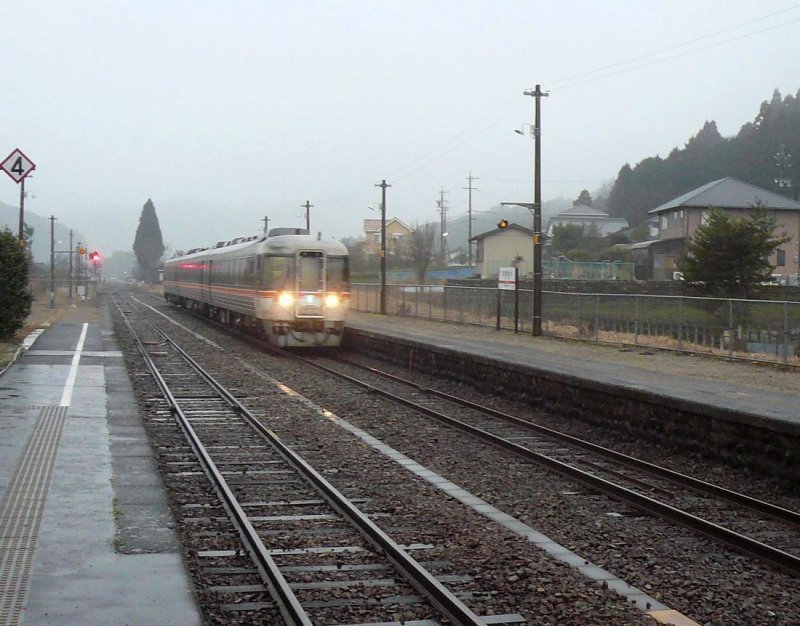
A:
649,177,800,213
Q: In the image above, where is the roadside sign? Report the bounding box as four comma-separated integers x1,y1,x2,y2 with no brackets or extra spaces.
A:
498,267,517,290
1,148,36,183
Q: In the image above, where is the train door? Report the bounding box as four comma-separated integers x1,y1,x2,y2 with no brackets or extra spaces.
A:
295,251,324,317
202,259,212,302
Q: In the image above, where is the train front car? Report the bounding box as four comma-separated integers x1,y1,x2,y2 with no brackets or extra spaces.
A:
260,232,350,347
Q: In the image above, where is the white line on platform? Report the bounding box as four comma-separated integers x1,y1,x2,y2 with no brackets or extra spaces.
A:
59,323,88,407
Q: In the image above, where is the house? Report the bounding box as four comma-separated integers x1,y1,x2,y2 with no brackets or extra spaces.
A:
633,177,800,282
469,222,533,278
545,204,629,238
363,218,414,257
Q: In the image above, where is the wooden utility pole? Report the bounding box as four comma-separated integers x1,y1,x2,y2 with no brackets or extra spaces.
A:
437,187,449,264
464,172,479,267
375,180,391,314
262,216,270,236
303,200,313,233
523,84,548,336
49,215,56,308
68,230,74,299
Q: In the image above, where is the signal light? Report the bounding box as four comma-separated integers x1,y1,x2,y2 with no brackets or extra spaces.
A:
79,247,86,255
89,251,101,262
497,219,509,229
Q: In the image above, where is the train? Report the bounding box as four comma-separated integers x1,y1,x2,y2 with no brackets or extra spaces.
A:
163,228,350,347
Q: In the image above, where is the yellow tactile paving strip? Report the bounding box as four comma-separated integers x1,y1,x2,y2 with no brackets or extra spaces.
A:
0,406,67,626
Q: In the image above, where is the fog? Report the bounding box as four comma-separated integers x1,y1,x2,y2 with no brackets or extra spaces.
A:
1,1,797,255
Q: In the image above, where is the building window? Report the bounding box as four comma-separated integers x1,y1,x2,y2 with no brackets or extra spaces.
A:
373,233,380,243
660,215,668,230
700,210,710,225
776,249,786,266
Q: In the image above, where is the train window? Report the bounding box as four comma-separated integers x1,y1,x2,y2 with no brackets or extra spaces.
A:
298,252,323,292
326,256,350,290
243,256,256,287
263,255,293,290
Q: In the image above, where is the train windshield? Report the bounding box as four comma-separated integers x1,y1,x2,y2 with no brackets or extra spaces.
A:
326,256,350,291
298,251,323,292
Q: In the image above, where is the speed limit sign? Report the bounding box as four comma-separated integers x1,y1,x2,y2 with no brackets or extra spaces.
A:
1,149,36,183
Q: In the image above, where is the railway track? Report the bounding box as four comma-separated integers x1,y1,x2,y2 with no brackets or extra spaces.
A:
114,298,524,625
117,289,800,624
291,352,800,577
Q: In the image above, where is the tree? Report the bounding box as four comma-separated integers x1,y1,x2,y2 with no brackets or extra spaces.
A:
408,222,436,284
548,223,593,258
0,228,34,339
133,199,165,282
679,206,791,299
573,189,593,207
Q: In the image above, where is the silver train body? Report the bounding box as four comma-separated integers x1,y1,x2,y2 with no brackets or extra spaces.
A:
163,230,350,347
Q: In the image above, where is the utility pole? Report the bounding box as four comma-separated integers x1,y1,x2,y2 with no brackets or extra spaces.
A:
524,84,548,336
49,215,56,308
68,230,74,299
262,216,270,236
463,172,479,267
375,179,391,314
437,187,449,264
303,200,313,233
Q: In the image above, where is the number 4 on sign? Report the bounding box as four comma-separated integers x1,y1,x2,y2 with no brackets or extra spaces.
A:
1,148,36,183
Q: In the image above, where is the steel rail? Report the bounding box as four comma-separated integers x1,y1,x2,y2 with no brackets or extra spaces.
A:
293,354,800,577
336,358,800,529
155,329,485,626
115,302,312,626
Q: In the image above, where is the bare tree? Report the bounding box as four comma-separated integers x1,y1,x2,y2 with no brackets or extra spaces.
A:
408,222,436,284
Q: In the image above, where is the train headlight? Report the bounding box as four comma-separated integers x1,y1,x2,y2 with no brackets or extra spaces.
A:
324,294,340,308
277,292,295,307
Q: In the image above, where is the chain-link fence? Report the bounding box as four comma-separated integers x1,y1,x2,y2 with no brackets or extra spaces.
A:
351,283,800,365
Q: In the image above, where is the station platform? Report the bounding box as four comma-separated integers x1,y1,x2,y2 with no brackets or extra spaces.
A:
0,303,200,625
345,310,800,436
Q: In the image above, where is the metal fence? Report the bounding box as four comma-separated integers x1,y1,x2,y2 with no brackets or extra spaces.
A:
481,260,635,280
351,283,800,365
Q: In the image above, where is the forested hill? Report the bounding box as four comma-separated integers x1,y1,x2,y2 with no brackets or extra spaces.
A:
607,88,800,226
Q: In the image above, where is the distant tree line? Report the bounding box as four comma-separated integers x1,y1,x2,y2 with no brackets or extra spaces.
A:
607,88,800,226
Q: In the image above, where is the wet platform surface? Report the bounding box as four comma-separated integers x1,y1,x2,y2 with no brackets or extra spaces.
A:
0,304,200,625
345,311,800,433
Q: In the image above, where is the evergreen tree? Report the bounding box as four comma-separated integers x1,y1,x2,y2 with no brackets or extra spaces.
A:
133,199,165,282
678,206,790,299
573,190,593,207
607,87,800,223
0,228,34,339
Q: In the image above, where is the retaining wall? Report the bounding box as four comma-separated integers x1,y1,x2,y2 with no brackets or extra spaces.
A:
343,327,799,486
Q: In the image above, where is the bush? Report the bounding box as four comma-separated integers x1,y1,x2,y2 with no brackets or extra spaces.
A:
0,228,34,339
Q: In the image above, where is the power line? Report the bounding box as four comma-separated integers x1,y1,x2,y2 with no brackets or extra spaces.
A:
546,6,800,89
551,16,800,92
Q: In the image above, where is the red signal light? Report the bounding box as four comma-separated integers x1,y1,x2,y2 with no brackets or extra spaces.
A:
89,251,101,262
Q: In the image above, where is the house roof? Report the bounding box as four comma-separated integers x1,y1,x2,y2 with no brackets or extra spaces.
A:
649,177,800,213
469,223,533,241
557,204,610,217
363,217,414,233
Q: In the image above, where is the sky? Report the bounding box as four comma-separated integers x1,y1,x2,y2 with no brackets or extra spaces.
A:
1,1,798,256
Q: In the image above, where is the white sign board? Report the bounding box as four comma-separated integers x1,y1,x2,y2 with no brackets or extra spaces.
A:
498,267,517,290
1,148,36,183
